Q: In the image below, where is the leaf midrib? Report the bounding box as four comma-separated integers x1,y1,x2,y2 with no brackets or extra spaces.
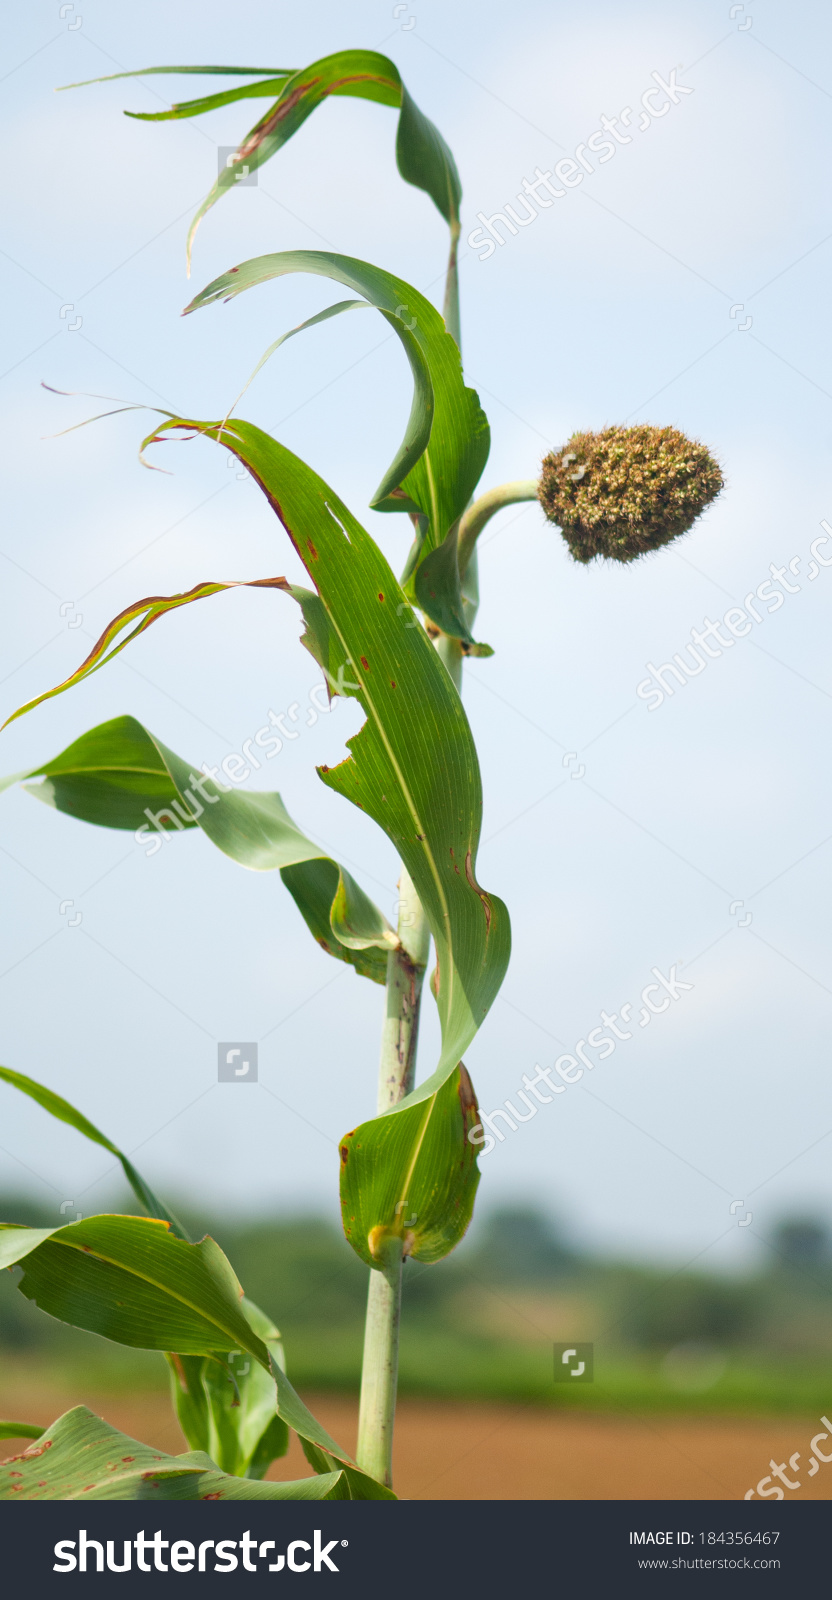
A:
46,1235,260,1359
319,523,454,1015
397,1090,438,1202
32,765,168,779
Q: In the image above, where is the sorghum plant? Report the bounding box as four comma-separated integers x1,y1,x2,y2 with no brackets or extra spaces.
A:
0,49,721,1500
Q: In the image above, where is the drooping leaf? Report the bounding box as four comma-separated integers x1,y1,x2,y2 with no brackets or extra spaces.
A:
0,1407,361,1500
184,250,490,634
61,53,461,274
125,79,293,121
0,578,287,730
0,1064,187,1238
139,416,508,1264
0,1069,352,1487
3,413,510,1267
270,1364,394,1499
0,1215,270,1365
0,715,394,984
60,66,292,86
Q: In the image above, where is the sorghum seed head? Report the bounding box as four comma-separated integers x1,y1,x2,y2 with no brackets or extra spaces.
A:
538,425,723,564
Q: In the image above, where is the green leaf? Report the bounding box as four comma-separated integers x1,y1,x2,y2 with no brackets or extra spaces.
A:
0,1407,359,1500
0,1215,270,1365
1,715,393,984
140,416,509,1263
65,52,461,272
0,1066,295,1479
0,1064,187,1238
1,577,288,731
3,413,510,1265
167,1299,289,1480
159,51,460,270
0,1422,43,1441
59,66,292,87
125,79,293,122
341,1064,481,1270
413,525,472,641
168,1332,395,1496
270,1365,394,1500
184,250,490,634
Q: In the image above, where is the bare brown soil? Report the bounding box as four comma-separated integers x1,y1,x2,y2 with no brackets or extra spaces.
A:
3,1381,831,1500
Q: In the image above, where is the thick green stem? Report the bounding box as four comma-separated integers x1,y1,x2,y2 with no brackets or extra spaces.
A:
355,1238,404,1485
356,868,429,1486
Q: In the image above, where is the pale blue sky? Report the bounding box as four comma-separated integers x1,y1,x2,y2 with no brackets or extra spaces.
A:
2,0,832,1270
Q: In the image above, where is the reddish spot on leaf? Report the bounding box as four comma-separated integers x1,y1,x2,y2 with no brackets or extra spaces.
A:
2,1440,51,1464
234,81,320,161
465,849,493,933
360,656,369,670
229,267,239,273
378,592,385,601
122,1456,135,1463
202,1491,223,1500
306,539,318,559
390,680,396,689
458,1062,478,1123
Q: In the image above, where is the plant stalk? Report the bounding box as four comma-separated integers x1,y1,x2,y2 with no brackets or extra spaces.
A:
457,480,539,578
356,226,465,1488
442,221,462,348
355,868,430,1486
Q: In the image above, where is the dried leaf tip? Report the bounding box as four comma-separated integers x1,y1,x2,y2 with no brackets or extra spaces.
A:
538,425,723,564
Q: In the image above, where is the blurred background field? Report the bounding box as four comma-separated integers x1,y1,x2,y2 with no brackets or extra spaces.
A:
3,1196,831,1419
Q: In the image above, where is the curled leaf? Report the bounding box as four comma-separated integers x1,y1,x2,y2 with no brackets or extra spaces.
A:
1,717,395,984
